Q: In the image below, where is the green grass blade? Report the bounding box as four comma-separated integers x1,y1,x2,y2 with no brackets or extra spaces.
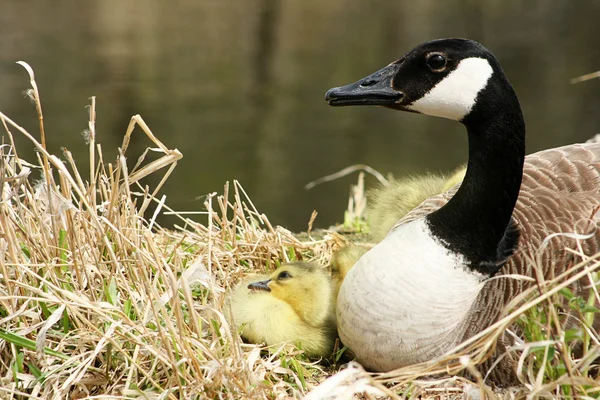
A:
0,330,69,360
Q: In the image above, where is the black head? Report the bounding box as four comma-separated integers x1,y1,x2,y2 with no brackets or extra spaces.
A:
325,38,505,122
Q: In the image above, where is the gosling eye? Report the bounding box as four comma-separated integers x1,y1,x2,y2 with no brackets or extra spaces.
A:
277,271,292,280
426,53,447,71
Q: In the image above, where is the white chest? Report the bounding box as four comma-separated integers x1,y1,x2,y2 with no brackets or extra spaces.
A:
336,219,485,370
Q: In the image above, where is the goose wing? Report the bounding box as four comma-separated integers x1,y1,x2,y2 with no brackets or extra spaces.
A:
479,143,600,329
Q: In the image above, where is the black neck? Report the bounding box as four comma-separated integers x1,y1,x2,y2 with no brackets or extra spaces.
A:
426,74,525,275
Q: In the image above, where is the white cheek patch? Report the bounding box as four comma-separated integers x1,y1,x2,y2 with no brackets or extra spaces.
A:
407,57,493,121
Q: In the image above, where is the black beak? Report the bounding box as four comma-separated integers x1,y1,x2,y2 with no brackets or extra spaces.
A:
325,63,404,107
248,279,271,292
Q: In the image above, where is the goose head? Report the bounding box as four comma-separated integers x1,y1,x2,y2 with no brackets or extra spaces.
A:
248,262,333,327
326,38,509,123
324,39,526,372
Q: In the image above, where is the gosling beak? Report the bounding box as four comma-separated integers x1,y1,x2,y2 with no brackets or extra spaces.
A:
325,63,404,107
248,279,271,292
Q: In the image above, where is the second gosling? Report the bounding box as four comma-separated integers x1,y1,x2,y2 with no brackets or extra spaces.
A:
228,262,336,357
368,167,465,242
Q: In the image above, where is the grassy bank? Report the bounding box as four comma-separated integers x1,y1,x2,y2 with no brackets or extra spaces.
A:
0,64,599,399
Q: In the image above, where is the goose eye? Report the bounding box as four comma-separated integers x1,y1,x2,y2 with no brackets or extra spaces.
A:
277,271,292,280
426,54,446,70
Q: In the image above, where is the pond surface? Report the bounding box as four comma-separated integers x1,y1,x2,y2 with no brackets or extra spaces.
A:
1,0,599,232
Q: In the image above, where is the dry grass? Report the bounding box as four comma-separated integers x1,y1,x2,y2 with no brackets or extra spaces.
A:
0,63,599,399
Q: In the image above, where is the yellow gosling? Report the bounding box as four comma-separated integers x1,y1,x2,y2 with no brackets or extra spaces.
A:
368,168,466,243
227,262,336,357
368,174,447,243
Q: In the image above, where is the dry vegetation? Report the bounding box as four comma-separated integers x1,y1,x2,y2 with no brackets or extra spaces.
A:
0,64,599,399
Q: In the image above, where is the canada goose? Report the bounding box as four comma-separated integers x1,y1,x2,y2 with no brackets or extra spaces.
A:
227,262,336,357
325,38,600,383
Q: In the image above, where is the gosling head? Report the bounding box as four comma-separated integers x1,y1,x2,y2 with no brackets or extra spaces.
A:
325,38,509,123
248,262,333,327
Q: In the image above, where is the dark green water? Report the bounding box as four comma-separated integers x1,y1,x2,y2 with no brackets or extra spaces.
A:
1,0,599,231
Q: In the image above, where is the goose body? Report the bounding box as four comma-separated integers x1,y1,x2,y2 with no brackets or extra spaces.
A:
325,38,600,381
227,262,336,357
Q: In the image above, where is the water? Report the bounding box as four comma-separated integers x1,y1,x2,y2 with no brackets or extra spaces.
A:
1,0,599,232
